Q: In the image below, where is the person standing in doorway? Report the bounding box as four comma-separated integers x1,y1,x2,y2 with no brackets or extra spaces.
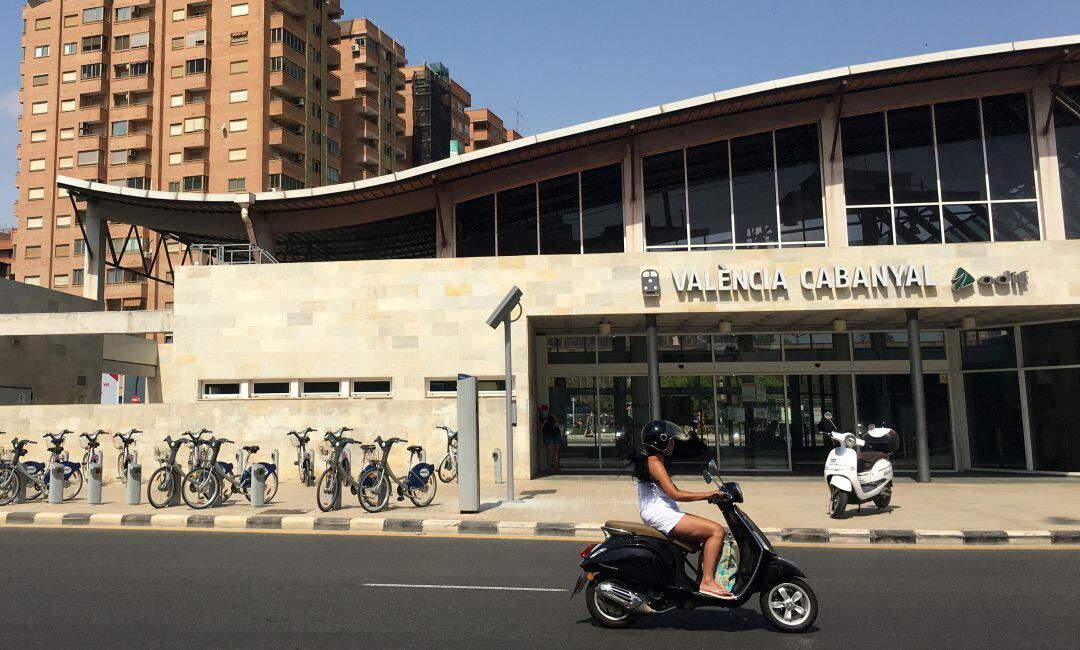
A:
539,404,562,473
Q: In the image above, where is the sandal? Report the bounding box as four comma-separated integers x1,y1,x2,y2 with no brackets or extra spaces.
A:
696,587,736,600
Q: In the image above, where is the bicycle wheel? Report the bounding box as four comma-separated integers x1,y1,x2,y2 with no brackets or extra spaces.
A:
437,453,457,483
62,466,84,501
0,468,18,506
82,451,91,470
186,448,196,471
409,468,438,507
118,452,128,485
181,468,219,509
303,460,315,487
358,469,390,513
243,470,279,504
147,467,176,509
315,468,340,512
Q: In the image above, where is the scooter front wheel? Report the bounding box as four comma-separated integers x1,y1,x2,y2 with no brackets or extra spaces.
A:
760,578,817,633
828,488,848,519
873,485,892,509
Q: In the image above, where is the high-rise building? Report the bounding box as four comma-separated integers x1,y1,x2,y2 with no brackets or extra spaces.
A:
402,63,471,166
0,228,13,279
465,107,509,151
14,0,344,307
334,18,407,181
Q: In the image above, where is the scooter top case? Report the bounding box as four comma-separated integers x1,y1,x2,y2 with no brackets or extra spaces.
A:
864,427,900,454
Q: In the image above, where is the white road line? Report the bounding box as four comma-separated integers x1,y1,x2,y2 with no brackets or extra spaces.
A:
363,583,567,593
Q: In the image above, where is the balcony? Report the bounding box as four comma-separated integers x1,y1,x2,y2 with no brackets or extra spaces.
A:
174,130,210,149
354,69,379,93
113,16,155,38
77,77,106,95
105,280,149,302
111,73,153,95
393,141,407,159
395,68,406,90
173,71,211,93
393,114,406,136
356,96,379,118
356,120,379,141
327,47,341,72
75,133,106,151
110,131,152,151
175,159,210,178
271,0,305,17
269,156,305,180
270,10,305,35
111,102,152,121
393,92,405,112
77,105,105,124
269,128,307,156
111,45,155,68
108,161,151,180
270,71,305,99
269,99,306,127
327,73,341,98
355,143,379,167
327,1,344,20
325,20,342,43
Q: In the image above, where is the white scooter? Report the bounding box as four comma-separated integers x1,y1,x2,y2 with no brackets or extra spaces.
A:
824,425,899,518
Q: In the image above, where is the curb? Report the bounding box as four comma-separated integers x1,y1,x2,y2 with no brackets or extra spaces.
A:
0,512,1077,546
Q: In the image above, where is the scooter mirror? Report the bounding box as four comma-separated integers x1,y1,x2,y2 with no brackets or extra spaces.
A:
702,470,712,484
707,459,719,476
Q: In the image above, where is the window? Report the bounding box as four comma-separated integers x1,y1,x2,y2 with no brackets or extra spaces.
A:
83,7,105,23
115,6,134,22
1022,321,1080,368
35,17,51,30
230,3,250,17
171,65,184,79
25,245,41,259
74,240,86,255
26,217,44,229
251,381,290,398
62,43,76,56
31,101,48,115
172,9,186,22
228,148,247,162
184,117,209,132
23,276,41,286
186,59,209,75
229,89,248,103
230,32,249,45
77,150,102,166
202,382,241,399
327,167,340,183
56,215,72,229
183,175,208,192
268,174,304,191
72,269,84,285
34,45,50,58
58,156,74,170
28,188,45,201
230,60,248,75
31,130,47,143
228,178,246,191
109,150,127,165
32,73,49,87
1056,87,1080,239
427,379,458,395
843,93,1039,246
28,159,46,172
54,244,70,257
168,181,180,192
81,63,103,80
269,28,306,55
53,274,69,288
352,380,392,397
228,118,248,133
170,94,184,108
455,194,495,257
169,123,183,136
60,99,76,112
301,380,343,397
61,70,76,84
961,329,1016,370
169,152,182,165
269,56,304,81
82,35,103,53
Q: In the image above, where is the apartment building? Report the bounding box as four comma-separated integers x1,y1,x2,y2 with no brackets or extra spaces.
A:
0,228,13,279
464,107,508,151
401,63,472,166
334,18,407,181
14,0,344,308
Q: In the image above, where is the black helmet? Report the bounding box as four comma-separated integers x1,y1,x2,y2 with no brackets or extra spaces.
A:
641,420,683,453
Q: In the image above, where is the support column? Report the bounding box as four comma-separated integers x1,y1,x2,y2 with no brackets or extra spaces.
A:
907,308,931,483
82,200,107,306
645,314,660,421
1031,84,1066,240
821,95,849,247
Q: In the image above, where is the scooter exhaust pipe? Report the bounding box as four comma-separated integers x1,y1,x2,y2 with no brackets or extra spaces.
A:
597,582,645,612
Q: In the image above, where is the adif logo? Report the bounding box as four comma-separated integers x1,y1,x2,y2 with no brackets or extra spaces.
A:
952,267,976,291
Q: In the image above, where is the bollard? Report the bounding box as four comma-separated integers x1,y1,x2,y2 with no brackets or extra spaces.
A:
88,454,103,505
250,463,267,507
49,463,66,504
126,462,142,505
493,448,503,485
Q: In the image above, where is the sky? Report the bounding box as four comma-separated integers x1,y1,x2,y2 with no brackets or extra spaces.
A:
2,0,1079,228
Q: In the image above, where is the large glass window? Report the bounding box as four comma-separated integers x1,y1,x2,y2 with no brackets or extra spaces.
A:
713,334,782,362
1054,87,1080,239
643,124,823,250
1021,320,1080,368
856,374,953,470
456,164,623,257
852,331,945,361
965,371,1026,470
843,93,1040,245
1027,368,1080,472
658,335,712,363
961,329,1016,370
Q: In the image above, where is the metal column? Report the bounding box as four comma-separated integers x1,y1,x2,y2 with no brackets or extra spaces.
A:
646,314,660,420
503,314,515,502
907,309,931,483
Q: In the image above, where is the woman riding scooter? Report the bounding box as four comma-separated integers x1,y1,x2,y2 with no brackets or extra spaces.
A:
633,420,734,600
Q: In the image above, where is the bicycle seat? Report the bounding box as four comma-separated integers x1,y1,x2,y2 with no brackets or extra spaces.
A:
407,445,423,454
243,445,260,454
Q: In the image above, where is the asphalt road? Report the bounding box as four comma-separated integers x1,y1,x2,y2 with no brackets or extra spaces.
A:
1,528,1076,648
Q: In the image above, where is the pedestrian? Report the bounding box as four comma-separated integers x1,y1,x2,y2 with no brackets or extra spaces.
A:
539,404,562,473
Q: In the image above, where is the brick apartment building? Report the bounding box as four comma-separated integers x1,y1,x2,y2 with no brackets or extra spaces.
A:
465,107,512,151
14,0,345,308
401,63,472,166
0,228,13,279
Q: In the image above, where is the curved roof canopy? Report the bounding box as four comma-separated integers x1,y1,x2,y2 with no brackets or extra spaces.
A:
58,35,1080,260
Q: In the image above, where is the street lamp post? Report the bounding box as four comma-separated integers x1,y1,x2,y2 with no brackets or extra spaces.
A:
487,286,524,503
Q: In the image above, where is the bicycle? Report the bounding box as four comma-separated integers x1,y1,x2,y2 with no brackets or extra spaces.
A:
181,438,278,509
314,427,362,512
287,428,317,486
356,436,437,513
113,429,141,484
184,428,212,470
0,433,83,504
79,430,107,471
435,425,458,482
146,435,190,508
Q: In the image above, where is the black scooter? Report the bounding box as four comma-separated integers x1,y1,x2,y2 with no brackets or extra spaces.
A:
572,460,818,632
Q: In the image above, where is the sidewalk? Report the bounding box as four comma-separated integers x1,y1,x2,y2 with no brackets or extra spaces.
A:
3,474,1079,545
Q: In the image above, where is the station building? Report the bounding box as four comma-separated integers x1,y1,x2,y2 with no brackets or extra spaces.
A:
3,37,1080,478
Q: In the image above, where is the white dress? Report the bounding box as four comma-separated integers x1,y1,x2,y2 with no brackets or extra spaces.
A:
636,478,685,534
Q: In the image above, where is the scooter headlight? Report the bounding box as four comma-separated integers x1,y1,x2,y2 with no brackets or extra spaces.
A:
842,433,857,449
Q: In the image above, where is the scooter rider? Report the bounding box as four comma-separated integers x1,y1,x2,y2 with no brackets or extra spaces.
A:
633,420,734,600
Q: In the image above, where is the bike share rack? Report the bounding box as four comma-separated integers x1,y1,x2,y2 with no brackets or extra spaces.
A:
125,451,141,505
88,453,103,505
250,463,267,507
48,463,65,504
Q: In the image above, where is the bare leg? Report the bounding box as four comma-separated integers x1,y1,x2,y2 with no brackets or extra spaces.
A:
670,513,732,597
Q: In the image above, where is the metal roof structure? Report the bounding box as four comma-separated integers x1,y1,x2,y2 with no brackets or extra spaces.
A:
57,35,1080,260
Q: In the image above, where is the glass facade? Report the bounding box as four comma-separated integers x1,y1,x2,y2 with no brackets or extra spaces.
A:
643,123,824,250
843,92,1040,246
1054,86,1080,239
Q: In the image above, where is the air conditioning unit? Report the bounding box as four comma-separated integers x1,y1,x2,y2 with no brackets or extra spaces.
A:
351,43,361,53
127,149,137,157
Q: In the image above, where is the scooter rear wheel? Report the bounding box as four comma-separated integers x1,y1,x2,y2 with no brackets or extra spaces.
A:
828,488,848,519
760,577,817,633
585,580,636,629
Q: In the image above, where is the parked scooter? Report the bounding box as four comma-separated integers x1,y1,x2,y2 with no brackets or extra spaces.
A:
573,459,818,633
824,425,899,518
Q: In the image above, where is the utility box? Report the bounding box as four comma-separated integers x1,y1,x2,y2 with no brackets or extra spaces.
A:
457,373,480,513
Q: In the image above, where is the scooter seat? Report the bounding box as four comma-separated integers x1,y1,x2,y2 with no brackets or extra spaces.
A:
604,520,699,553
856,451,887,473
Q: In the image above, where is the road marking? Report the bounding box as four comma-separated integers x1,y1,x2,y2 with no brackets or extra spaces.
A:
363,582,567,592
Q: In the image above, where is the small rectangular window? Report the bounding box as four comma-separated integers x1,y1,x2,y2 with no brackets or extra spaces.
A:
228,119,248,133
28,159,46,172
230,32,249,45
25,245,42,259
228,178,246,191
56,215,72,228
53,274,69,287
31,130,47,143
63,15,78,28
32,74,49,87
229,89,248,103
31,101,48,115
54,244,70,257
230,3,250,17
202,382,241,399
427,379,458,395
301,380,343,397
28,187,45,201
58,156,74,169
172,9,186,22
230,60,248,75
82,7,105,23
23,276,41,286
25,217,44,229
228,148,247,162
169,123,183,136
61,99,76,112
72,269,84,285
169,152,182,165
60,128,75,140
251,381,290,397
170,94,184,108
61,70,76,84
35,17,51,30
352,380,392,396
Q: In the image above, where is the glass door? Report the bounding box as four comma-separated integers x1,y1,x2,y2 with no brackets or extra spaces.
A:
716,375,789,470
547,377,599,469
659,375,716,467
788,374,856,468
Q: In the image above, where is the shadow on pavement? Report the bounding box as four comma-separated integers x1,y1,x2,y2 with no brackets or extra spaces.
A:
575,608,817,634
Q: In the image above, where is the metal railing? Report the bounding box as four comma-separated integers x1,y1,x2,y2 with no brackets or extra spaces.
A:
189,244,278,265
